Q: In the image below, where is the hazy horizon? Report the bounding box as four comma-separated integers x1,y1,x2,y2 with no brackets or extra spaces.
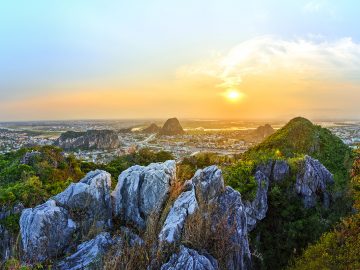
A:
1,1,360,121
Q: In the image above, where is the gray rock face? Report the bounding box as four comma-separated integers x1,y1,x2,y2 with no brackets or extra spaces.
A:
53,170,112,232
55,130,120,150
160,245,218,270
245,170,270,231
20,200,77,262
56,232,113,270
0,225,12,261
295,155,334,208
0,203,24,262
273,160,290,182
113,160,176,229
20,151,41,165
192,165,225,203
216,187,251,270
159,185,198,243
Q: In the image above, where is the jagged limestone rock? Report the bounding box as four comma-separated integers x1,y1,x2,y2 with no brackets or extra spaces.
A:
53,170,112,232
216,187,252,270
20,200,76,262
56,232,114,270
192,165,225,204
296,155,334,208
160,245,219,270
0,203,24,261
272,160,290,182
245,170,270,231
159,185,198,243
113,160,176,229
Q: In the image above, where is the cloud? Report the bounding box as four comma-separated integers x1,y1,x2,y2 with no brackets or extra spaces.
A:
303,1,327,12
303,0,337,18
178,36,360,92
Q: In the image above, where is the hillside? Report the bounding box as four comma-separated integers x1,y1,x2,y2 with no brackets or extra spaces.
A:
55,130,120,150
159,118,185,136
246,117,352,183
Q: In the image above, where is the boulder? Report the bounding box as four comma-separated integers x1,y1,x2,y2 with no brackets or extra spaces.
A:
53,170,112,232
192,166,225,204
113,160,176,229
20,200,76,262
160,245,219,270
56,232,114,270
272,160,290,182
245,170,270,231
256,161,273,180
295,155,334,208
216,187,251,270
159,185,198,243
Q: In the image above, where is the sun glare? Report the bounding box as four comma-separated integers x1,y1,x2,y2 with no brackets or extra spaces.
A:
226,89,242,101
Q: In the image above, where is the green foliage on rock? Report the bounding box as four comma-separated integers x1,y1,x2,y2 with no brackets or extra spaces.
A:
288,151,360,270
223,160,257,201
246,117,353,187
0,146,84,208
240,117,354,269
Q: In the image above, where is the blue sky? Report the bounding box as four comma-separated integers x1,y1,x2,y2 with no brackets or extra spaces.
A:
0,0,360,120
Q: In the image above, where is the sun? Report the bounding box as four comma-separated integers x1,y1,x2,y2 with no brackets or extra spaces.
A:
225,89,242,101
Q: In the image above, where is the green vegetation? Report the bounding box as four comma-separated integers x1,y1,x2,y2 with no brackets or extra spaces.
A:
246,117,353,187
0,146,173,233
177,152,233,182
289,150,360,270
0,214,20,234
0,146,84,208
223,160,257,201
234,117,355,269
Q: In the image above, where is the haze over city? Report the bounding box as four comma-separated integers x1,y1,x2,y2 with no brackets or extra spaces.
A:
1,0,360,121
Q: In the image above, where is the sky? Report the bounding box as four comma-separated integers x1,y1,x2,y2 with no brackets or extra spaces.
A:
1,0,360,121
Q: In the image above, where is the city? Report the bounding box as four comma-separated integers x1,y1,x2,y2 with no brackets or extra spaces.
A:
1,119,359,163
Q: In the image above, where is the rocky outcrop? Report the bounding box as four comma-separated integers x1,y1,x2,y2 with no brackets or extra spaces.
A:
272,160,290,182
159,118,185,136
158,185,198,243
20,151,41,165
20,200,77,262
191,165,225,203
0,203,24,261
295,155,334,208
113,160,176,229
142,123,161,133
255,160,289,183
55,232,114,270
20,170,112,263
216,186,251,270
244,170,270,231
159,166,251,270
55,130,120,150
160,245,219,270
53,170,112,232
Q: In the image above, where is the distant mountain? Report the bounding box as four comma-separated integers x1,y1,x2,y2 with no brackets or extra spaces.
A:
55,130,120,150
142,123,161,133
246,117,352,179
159,118,185,135
252,124,275,139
